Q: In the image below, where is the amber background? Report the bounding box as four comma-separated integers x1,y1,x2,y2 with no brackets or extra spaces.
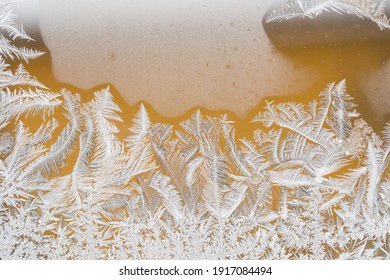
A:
14,0,390,133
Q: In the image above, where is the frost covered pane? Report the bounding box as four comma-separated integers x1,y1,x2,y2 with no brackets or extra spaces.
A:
0,1,390,260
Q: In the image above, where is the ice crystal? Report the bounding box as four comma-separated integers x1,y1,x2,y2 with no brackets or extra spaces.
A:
266,0,390,30
0,2,389,260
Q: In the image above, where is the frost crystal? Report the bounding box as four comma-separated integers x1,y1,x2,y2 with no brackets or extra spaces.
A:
0,2,389,260
267,0,390,30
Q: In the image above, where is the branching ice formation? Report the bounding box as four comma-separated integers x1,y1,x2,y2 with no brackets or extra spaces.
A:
0,1,389,259
266,0,390,30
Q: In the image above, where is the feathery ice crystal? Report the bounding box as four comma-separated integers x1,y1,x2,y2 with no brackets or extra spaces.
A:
0,1,389,259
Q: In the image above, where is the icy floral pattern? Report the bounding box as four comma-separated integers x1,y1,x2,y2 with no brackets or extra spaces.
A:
266,0,390,30
0,1,389,259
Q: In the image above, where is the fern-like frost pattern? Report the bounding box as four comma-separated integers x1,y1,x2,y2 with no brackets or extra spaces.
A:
267,0,390,30
0,2,389,259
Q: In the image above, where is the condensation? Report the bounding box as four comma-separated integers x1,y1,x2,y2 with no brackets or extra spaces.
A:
16,0,390,131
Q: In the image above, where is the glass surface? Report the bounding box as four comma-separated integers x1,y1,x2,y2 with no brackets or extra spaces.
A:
1,0,390,260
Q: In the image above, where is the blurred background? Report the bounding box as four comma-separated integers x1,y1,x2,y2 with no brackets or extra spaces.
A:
12,0,390,129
